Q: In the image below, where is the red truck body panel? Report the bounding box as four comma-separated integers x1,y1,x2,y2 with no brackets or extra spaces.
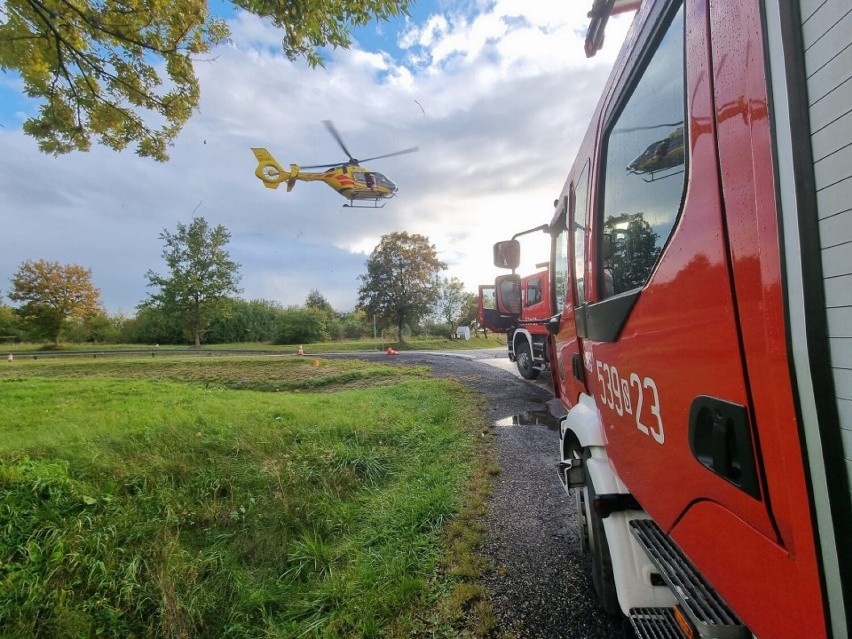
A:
546,0,831,635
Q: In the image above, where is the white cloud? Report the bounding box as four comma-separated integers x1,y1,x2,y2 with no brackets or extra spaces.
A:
0,2,634,315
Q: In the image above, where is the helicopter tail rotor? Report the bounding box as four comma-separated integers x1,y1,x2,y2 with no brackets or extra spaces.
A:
252,148,296,190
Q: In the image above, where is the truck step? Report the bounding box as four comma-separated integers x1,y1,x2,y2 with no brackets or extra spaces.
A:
629,608,687,639
629,519,749,638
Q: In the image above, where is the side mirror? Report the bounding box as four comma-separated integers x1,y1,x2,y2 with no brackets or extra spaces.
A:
493,240,521,270
545,314,562,335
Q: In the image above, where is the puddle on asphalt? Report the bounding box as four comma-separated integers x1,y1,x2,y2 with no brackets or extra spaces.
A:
495,409,561,431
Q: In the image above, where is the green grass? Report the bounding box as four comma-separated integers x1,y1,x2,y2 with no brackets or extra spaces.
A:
2,334,506,355
0,356,495,638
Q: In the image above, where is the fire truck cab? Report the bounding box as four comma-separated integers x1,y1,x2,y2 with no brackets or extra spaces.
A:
494,0,852,637
478,267,552,379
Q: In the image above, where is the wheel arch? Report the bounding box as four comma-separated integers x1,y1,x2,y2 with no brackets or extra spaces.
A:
512,328,533,352
561,393,607,457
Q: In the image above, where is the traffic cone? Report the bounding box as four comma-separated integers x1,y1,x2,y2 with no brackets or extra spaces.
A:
298,345,304,356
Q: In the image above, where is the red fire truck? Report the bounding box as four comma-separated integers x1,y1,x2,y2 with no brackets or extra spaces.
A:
478,266,551,379
479,226,554,379
492,1,851,637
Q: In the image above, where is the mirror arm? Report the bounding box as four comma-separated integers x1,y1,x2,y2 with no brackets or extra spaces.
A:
511,224,551,241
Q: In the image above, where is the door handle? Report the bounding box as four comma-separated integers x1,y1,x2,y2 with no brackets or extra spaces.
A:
688,396,760,499
572,353,585,382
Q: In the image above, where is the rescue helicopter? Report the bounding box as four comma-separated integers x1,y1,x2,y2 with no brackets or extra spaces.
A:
251,121,418,208
626,125,684,182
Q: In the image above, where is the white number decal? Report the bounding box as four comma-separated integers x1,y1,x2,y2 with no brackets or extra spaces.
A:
604,363,615,410
610,365,624,416
593,361,663,445
644,377,664,444
629,373,650,436
621,378,632,415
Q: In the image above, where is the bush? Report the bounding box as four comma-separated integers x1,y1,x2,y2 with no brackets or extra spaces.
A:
274,307,329,345
339,310,371,339
206,299,284,343
64,313,125,344
416,320,453,338
0,305,24,342
119,306,183,344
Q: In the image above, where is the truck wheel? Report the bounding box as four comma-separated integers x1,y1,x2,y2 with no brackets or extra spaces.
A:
516,341,540,380
584,453,621,617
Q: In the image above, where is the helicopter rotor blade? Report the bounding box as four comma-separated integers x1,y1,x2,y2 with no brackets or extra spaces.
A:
322,120,356,162
300,162,344,170
358,147,420,163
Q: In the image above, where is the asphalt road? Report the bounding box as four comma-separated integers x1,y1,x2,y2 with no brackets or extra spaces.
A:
325,348,623,638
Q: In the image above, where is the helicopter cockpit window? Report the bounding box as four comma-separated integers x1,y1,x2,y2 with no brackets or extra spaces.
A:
376,174,396,189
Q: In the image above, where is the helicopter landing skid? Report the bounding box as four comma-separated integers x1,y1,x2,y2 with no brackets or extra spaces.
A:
343,200,388,209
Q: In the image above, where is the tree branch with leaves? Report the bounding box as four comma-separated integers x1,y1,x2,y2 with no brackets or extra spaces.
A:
0,0,410,160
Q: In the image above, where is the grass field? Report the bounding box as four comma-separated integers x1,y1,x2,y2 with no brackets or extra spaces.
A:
0,356,496,638
1,334,506,355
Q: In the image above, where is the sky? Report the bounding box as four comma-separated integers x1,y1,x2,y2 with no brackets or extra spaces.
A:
0,0,633,315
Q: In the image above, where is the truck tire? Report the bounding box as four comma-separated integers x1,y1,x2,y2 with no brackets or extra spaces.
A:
516,340,540,380
583,452,620,617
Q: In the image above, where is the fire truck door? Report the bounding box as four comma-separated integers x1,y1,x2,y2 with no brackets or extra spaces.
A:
553,164,592,406
580,0,778,543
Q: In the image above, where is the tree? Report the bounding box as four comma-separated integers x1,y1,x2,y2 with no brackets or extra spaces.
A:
458,292,479,329
305,289,335,315
436,276,473,338
144,216,241,347
0,0,410,160
604,212,660,294
8,259,103,345
357,232,446,343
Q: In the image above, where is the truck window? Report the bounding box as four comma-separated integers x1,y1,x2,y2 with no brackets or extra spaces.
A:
573,162,590,305
599,3,686,298
482,286,496,310
525,278,542,307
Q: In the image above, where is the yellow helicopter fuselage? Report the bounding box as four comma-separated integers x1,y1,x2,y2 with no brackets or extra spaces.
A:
252,148,397,204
